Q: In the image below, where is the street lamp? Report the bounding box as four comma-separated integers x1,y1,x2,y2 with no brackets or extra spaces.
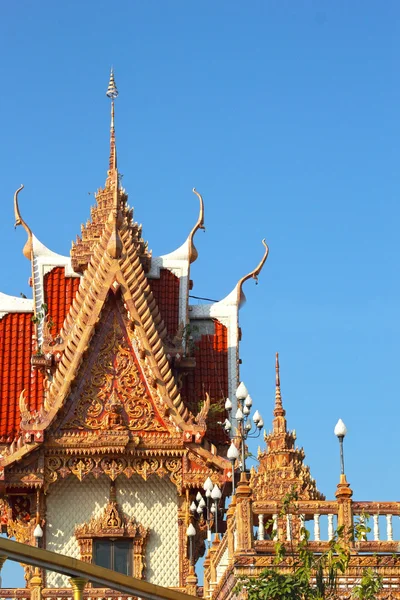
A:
334,418,347,475
224,382,264,474
211,484,222,535
186,523,196,565
227,441,239,495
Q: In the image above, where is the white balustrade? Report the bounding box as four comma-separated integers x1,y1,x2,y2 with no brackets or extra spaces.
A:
272,513,278,540
258,514,265,540
286,514,292,541
314,513,320,541
328,514,334,540
299,514,305,540
387,514,393,541
373,514,380,541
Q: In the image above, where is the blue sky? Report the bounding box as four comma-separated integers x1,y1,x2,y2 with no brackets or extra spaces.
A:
1,0,399,586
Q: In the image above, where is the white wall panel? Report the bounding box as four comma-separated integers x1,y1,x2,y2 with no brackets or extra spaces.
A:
45,474,179,588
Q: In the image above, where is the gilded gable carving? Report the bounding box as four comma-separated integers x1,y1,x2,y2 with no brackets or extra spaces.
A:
64,316,167,433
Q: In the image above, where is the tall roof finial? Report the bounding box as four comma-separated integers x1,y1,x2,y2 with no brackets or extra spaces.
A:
106,68,118,173
274,352,286,417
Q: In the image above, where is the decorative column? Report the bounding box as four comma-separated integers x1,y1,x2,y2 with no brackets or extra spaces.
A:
203,549,211,598
178,496,190,588
69,577,88,600
185,565,198,596
335,474,353,545
226,496,236,561
234,472,255,554
30,568,43,600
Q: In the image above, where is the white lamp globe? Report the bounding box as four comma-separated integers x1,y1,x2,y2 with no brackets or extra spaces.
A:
187,523,196,537
225,397,233,411
235,407,244,422
211,484,222,500
203,477,213,492
334,419,347,438
34,523,43,539
236,382,249,400
253,410,261,424
227,441,239,460
244,395,253,408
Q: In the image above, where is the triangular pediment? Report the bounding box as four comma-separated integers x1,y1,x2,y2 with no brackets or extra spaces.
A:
56,296,169,436
18,203,207,439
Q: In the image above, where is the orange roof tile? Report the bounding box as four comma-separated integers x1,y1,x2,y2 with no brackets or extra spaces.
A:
181,320,229,446
44,268,81,336
148,269,180,336
0,313,44,440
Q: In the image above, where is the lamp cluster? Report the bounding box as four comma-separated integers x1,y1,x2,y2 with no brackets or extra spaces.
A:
223,382,264,482
189,476,222,542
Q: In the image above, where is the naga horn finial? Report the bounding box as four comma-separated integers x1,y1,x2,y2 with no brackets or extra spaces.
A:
14,185,33,261
237,239,269,306
188,188,205,264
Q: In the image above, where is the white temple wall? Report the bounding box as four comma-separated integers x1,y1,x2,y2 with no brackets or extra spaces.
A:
45,474,179,588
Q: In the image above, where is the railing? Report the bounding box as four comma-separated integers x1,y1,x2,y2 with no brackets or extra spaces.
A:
0,592,30,600
0,537,194,600
214,537,229,584
43,591,135,600
253,501,340,543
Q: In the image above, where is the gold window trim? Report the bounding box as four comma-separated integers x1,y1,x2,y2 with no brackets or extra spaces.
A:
75,483,149,579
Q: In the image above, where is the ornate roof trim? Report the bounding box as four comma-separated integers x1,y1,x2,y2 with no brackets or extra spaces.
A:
189,239,269,408
236,238,269,307
188,188,205,264
0,293,33,319
21,208,200,434
13,185,33,261
147,188,206,327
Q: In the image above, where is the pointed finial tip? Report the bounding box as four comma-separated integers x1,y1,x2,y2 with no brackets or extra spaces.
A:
275,352,280,385
106,68,118,99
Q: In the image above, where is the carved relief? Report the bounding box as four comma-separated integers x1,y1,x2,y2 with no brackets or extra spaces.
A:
44,454,183,492
64,318,166,433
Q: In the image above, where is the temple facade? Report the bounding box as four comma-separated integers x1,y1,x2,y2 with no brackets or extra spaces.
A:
0,71,399,599
0,71,268,596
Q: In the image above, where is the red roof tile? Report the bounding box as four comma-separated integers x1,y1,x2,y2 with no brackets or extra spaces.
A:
148,269,180,336
181,320,229,447
44,267,81,336
0,313,44,439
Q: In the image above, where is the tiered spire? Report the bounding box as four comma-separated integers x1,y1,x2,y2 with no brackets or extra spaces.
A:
249,353,324,501
274,352,285,418
71,69,151,274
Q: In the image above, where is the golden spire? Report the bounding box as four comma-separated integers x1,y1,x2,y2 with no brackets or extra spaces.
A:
274,352,286,418
106,68,118,173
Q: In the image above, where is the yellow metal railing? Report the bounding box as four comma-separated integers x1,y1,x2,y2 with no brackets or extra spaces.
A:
0,537,195,600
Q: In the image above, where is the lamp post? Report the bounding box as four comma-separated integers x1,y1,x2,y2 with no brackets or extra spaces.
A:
334,418,347,475
211,484,222,536
186,523,196,565
190,479,223,542
223,382,264,475
227,441,239,495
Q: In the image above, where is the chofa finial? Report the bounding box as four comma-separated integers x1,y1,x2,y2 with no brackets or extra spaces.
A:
188,188,205,264
237,239,269,306
14,185,33,261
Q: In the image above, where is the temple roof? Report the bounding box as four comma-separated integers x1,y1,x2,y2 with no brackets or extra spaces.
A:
0,71,268,483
